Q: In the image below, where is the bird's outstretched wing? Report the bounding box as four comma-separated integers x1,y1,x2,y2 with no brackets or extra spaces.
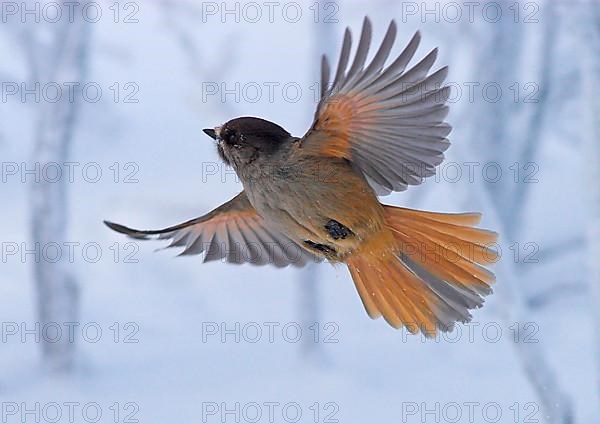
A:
104,191,320,267
301,17,451,195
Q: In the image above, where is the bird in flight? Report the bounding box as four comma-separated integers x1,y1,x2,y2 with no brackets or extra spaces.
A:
105,17,498,337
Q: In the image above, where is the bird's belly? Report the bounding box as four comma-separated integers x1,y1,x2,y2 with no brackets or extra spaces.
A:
243,161,386,261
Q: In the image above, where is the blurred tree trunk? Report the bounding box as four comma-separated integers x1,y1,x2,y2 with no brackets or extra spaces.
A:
25,0,91,372
465,2,573,422
298,263,322,359
580,0,600,410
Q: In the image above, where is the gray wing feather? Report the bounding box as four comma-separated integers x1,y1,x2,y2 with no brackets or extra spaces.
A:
331,28,352,92
358,20,397,86
104,192,319,267
320,54,330,100
344,17,372,83
309,17,452,195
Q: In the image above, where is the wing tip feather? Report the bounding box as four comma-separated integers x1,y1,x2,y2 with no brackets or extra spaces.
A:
104,220,149,239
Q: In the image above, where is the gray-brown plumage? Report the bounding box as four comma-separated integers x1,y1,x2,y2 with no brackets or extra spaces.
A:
105,17,498,336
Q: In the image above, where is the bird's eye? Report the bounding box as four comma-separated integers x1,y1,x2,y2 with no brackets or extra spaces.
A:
224,130,244,147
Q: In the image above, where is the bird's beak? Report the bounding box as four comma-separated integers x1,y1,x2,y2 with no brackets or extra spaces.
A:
204,126,222,141
203,128,217,140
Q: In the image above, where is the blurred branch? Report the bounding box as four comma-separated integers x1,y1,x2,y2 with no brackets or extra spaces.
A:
158,0,239,115
526,236,585,267
465,2,574,422
579,0,600,411
527,281,587,310
512,3,558,235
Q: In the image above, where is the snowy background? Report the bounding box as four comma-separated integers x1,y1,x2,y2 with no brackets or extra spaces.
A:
0,0,598,423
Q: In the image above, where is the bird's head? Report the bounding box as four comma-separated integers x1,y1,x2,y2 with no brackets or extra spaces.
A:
203,117,291,168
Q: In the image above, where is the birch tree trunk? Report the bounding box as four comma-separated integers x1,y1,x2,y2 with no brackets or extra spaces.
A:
27,0,91,372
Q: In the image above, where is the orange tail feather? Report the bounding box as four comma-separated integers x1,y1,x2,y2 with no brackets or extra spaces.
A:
347,205,499,336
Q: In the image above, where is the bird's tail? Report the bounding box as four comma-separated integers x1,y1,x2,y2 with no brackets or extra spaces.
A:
346,205,499,336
